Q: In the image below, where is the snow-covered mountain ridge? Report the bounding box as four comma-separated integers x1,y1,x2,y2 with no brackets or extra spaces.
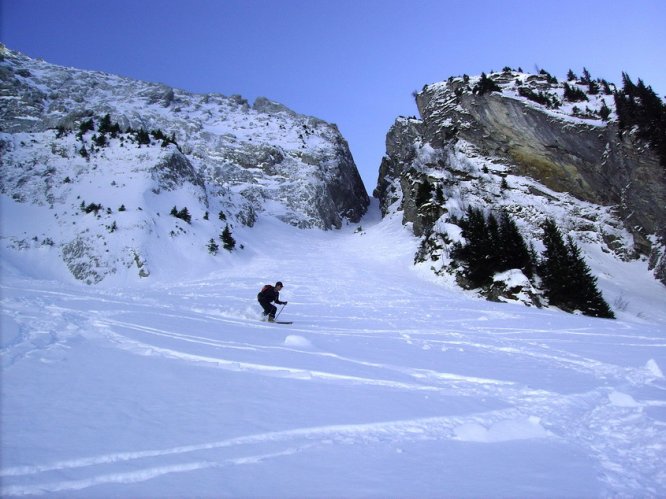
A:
375,69,666,298
0,46,368,283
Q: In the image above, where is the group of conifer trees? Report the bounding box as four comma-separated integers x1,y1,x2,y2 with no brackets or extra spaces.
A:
206,211,237,255
62,113,180,157
452,208,534,286
451,207,614,318
168,207,237,255
614,73,666,168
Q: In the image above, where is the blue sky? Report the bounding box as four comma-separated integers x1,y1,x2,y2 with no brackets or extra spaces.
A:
2,0,665,193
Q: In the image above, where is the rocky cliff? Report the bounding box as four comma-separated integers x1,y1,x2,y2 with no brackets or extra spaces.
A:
375,70,666,287
0,46,368,283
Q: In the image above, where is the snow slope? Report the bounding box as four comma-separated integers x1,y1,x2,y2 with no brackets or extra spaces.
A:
2,201,666,497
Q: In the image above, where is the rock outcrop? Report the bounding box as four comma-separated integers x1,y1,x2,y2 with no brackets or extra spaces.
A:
375,70,666,285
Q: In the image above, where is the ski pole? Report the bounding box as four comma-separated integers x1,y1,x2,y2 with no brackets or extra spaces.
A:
275,303,286,320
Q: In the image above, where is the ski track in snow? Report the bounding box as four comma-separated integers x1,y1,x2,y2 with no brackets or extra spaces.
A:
2,217,666,496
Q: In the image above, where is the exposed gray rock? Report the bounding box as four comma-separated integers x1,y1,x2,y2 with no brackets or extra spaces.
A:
151,151,205,192
252,97,299,117
374,117,424,215
61,237,109,285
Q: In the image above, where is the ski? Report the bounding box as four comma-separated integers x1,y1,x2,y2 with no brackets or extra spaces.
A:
273,321,293,324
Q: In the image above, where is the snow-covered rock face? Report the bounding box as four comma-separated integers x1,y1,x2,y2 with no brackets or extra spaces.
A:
375,70,666,285
0,46,368,283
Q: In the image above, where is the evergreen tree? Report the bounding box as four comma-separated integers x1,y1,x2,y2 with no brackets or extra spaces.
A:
177,207,191,224
221,224,236,251
83,202,102,215
473,73,501,96
497,210,533,276
77,118,94,138
485,212,501,273
599,101,611,121
622,72,636,94
435,185,445,205
93,133,107,147
136,128,151,146
453,207,494,286
415,179,433,207
207,238,219,255
110,121,121,137
98,114,113,134
563,83,588,102
538,69,557,85
564,237,614,318
527,241,539,278
635,79,665,145
151,128,174,147
614,72,666,167
538,219,614,318
538,219,570,306
170,206,191,223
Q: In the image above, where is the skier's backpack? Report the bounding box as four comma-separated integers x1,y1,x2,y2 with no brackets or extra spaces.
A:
259,284,272,297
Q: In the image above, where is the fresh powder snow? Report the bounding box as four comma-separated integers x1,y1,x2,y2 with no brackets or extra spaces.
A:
2,198,666,497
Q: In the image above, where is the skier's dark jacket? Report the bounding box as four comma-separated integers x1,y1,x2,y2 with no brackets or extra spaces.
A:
257,285,286,305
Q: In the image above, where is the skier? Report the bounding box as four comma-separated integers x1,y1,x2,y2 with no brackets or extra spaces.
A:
257,281,287,322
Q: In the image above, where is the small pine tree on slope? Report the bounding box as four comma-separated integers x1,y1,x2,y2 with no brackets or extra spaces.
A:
207,238,219,255
221,224,236,251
